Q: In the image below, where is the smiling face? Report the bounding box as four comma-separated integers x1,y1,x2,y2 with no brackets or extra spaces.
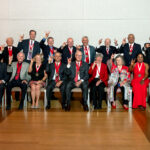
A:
128,34,135,44
29,31,36,40
96,56,102,64
67,38,74,48
105,38,111,47
54,52,62,62
82,37,89,46
116,57,123,66
75,50,82,62
17,52,25,63
6,37,14,46
47,38,54,46
35,55,42,64
137,54,144,63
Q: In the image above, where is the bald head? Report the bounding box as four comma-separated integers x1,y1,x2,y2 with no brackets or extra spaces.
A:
17,52,25,63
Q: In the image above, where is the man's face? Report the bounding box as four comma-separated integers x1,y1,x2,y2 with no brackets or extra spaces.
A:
105,39,111,47
67,38,74,47
6,38,13,46
128,34,135,44
17,53,24,62
82,38,89,46
54,53,61,62
48,38,54,46
30,31,36,40
75,51,82,62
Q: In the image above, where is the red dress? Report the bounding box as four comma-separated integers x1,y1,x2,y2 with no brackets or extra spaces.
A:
131,62,149,108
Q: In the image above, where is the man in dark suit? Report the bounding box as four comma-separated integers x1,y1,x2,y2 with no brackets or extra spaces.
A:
40,32,58,68
46,52,67,109
77,36,96,65
0,37,19,65
119,34,141,66
65,50,89,111
0,62,8,108
58,37,76,64
17,30,40,63
96,38,119,64
6,52,31,110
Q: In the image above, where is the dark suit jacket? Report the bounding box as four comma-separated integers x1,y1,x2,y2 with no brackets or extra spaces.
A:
96,45,119,64
0,63,8,82
46,62,67,82
58,45,76,64
80,45,96,64
17,39,40,63
66,61,89,82
119,43,141,66
0,46,19,65
40,38,58,67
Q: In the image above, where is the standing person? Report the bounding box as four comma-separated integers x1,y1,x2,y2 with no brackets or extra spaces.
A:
108,55,131,110
6,52,31,110
96,38,119,64
18,30,40,63
46,52,67,109
119,34,141,66
28,54,47,108
78,36,96,65
58,37,76,64
40,32,58,68
129,53,149,110
65,50,89,111
88,53,108,109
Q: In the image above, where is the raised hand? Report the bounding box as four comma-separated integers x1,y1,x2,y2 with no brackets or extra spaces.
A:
8,55,13,65
122,38,126,45
45,31,50,39
61,42,67,49
48,56,53,64
111,54,114,60
131,59,135,66
0,44,5,51
76,45,81,50
67,57,71,65
98,39,103,45
20,34,24,42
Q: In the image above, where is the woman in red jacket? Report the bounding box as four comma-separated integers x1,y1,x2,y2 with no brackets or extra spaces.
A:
89,53,108,109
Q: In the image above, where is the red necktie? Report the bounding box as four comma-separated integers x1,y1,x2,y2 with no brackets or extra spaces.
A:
84,46,89,64
8,47,12,56
75,62,81,82
50,47,54,56
129,45,133,53
15,63,22,80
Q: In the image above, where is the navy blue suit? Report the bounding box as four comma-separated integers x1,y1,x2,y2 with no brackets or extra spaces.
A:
17,39,40,63
58,45,76,64
119,43,141,66
80,45,96,64
96,45,119,64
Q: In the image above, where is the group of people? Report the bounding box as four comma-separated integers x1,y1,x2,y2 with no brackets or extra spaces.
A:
0,30,150,111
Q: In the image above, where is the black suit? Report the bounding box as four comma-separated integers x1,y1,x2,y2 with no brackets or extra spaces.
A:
18,39,40,63
0,63,7,104
65,61,89,109
46,62,67,108
40,38,58,68
119,43,141,66
58,45,76,64
96,45,119,64
0,46,19,65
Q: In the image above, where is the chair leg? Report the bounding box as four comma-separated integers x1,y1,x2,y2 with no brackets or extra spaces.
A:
87,90,90,108
44,90,47,108
24,93,27,107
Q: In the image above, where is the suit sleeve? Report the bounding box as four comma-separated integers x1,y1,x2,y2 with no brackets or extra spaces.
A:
39,38,47,51
3,63,8,82
17,41,24,51
96,46,102,53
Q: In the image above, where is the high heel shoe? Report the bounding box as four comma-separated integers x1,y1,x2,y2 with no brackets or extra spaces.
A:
123,105,128,110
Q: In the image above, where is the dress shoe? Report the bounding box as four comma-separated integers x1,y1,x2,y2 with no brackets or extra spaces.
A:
65,104,70,111
46,105,51,110
123,105,128,110
83,105,89,111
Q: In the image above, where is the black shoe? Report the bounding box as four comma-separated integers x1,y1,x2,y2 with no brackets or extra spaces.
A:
65,104,70,111
46,105,51,110
6,105,11,110
83,105,89,111
18,104,23,110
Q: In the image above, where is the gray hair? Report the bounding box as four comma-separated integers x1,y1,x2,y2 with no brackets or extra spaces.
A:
82,36,89,40
95,53,103,59
114,55,125,66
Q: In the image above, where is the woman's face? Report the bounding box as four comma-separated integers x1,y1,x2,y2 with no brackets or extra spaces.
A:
137,54,143,63
35,55,41,63
116,57,123,66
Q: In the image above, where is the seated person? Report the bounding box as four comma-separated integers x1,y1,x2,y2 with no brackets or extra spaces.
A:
6,52,31,110
88,53,108,109
28,54,47,108
65,50,89,111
